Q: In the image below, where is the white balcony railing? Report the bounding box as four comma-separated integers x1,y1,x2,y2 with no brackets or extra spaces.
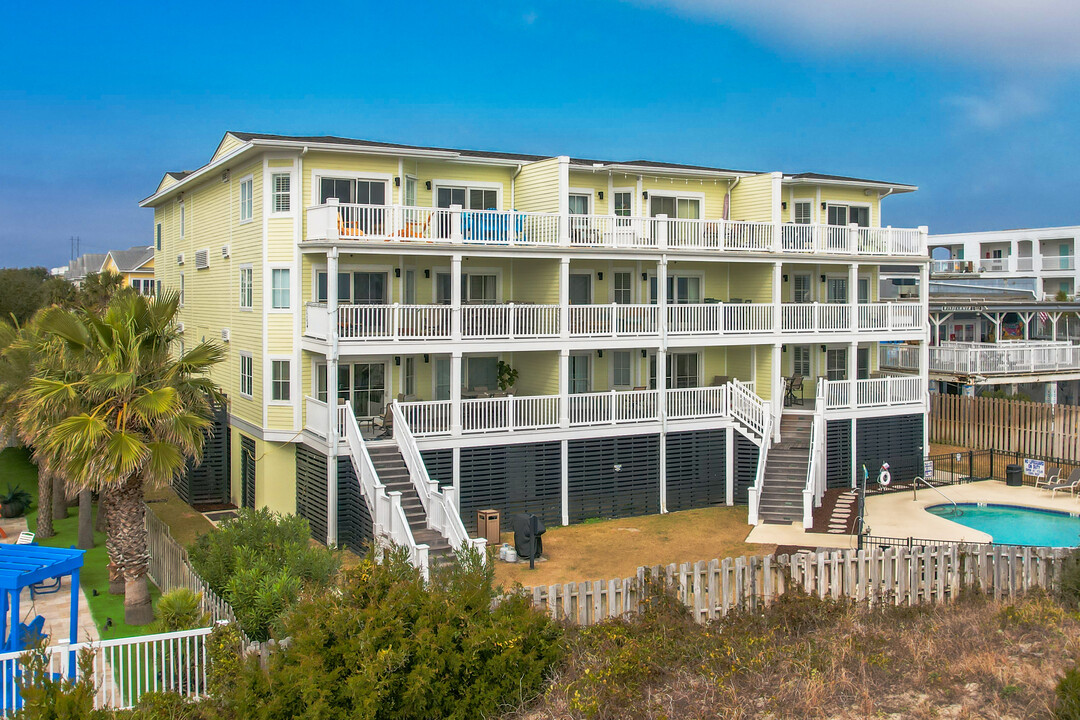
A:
898,341,1080,376
822,377,925,411
306,203,927,256
667,303,773,334
568,304,659,336
397,384,762,438
462,304,559,339
930,259,972,274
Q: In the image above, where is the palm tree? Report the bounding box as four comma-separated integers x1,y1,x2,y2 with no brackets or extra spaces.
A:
28,291,224,624
0,318,57,539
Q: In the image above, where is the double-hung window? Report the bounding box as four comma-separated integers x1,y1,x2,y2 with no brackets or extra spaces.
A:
614,192,632,217
612,351,632,387
613,272,632,304
271,360,291,401
271,269,290,309
826,348,847,381
271,174,291,213
239,178,253,222
179,203,185,238
239,353,253,397
794,201,812,224
155,223,162,250
239,266,253,309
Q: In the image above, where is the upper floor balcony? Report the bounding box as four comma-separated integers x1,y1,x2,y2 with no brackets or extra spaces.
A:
303,300,924,345
305,201,927,257
881,341,1080,377
930,255,1075,276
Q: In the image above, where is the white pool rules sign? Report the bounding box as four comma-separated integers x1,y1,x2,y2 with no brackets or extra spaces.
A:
1023,459,1045,478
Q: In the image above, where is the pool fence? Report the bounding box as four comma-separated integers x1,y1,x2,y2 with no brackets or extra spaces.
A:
931,393,1080,459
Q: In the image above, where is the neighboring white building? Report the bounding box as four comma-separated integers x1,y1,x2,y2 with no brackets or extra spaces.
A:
929,226,1080,301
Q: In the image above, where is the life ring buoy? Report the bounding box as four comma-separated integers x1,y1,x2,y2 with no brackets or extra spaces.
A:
878,462,891,487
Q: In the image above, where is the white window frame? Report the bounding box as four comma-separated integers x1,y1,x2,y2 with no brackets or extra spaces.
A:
239,265,254,310
648,272,704,304
430,179,503,210
792,345,812,378
429,265,503,304
239,175,254,223
611,269,634,304
310,169,393,206
792,273,813,303
269,358,292,404
825,202,872,227
793,199,813,225
178,273,185,307
648,190,705,219
465,354,500,391
239,352,254,398
567,189,592,215
269,266,291,311
404,175,418,207
567,352,592,394
611,350,633,389
179,202,185,239
825,274,849,304
270,172,292,216
612,187,635,217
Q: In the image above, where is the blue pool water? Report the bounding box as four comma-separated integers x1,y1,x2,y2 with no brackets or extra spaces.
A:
926,503,1080,547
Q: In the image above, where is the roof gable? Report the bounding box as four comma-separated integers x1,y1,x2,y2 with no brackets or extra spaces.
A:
210,132,248,163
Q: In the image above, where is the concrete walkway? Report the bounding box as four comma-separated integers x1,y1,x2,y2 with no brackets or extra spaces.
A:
746,480,1080,548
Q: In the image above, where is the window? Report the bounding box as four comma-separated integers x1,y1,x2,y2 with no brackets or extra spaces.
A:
793,346,811,377
239,177,253,222
435,272,452,305
568,354,590,394
467,274,497,304
826,348,847,382
404,269,416,304
155,223,162,250
156,280,162,297
613,272,632,304
568,194,590,215
271,269,290,309
179,273,185,306
650,195,700,219
271,360,291,401
404,357,416,396
317,271,388,305
469,188,498,210
793,274,811,303
827,205,869,227
648,352,699,389
239,266,253,309
179,203,185,238
794,201,812,224
613,351,632,387
650,275,701,304
614,191,633,217
319,363,385,416
826,277,848,304
240,353,253,397
435,358,450,400
320,178,386,205
405,176,417,207
467,356,498,390
272,173,291,213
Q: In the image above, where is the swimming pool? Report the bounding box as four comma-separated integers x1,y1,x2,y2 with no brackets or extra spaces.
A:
925,503,1080,547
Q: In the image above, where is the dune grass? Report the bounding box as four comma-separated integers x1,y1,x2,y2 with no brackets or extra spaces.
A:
0,446,160,639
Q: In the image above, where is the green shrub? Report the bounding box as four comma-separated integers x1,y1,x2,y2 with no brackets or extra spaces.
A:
188,508,339,641
219,545,562,720
153,588,210,633
1056,665,1080,719
16,643,108,719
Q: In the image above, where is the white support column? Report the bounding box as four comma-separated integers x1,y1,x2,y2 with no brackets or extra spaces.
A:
326,248,340,548
772,261,782,333
451,254,462,340
725,426,735,506
772,342,783,443
848,341,858,385
558,156,570,246
1046,382,1059,405
659,431,667,514
850,418,858,490
848,262,859,333
558,349,570,428
559,258,570,341
920,260,931,455
656,348,667,427
560,438,569,525
450,351,462,436
452,446,461,512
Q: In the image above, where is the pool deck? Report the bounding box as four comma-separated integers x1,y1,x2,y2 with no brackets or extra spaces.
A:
747,481,1080,547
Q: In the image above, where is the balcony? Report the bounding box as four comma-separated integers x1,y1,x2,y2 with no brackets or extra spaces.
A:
821,376,925,412
304,300,923,344
390,382,768,440
881,341,1080,377
305,202,927,257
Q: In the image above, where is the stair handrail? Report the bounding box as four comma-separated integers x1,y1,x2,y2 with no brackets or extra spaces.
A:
391,402,488,563
343,401,430,576
801,409,825,528
728,379,768,441
746,408,772,525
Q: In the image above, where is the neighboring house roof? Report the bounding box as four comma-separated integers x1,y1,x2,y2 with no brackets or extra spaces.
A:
65,252,107,281
142,130,918,205
106,245,154,273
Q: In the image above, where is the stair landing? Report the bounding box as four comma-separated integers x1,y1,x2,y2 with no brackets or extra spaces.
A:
366,445,455,561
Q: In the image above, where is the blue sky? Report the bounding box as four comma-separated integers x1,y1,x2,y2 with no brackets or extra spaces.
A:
2,0,1078,268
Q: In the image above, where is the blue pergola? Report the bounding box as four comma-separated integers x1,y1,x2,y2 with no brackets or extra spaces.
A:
0,544,84,652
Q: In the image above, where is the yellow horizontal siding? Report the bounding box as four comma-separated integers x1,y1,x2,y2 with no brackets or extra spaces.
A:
730,173,774,222
513,158,559,213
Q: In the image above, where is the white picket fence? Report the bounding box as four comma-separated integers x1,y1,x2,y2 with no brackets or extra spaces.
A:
0,626,213,714
526,545,1073,626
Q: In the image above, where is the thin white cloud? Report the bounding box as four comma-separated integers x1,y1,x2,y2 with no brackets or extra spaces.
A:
944,85,1049,130
636,0,1080,67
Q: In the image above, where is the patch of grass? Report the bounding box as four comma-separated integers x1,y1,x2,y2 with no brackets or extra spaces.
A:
0,446,160,640
493,505,773,588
